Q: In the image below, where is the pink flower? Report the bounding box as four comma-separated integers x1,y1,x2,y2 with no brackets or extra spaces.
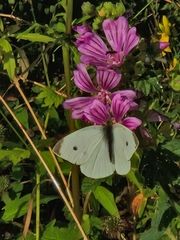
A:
63,63,138,125
84,95,141,129
75,16,140,68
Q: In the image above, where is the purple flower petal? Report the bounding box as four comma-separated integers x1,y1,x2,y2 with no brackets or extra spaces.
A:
72,25,92,34
147,110,169,122
111,93,131,122
96,67,121,90
123,27,140,56
80,55,110,67
139,126,151,137
172,122,180,131
75,32,94,47
159,42,169,50
103,16,128,53
78,33,109,66
84,100,110,125
63,97,95,119
122,117,142,130
111,90,137,100
74,63,98,93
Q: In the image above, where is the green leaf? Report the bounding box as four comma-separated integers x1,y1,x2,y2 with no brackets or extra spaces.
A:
16,233,36,240
38,151,56,174
93,186,119,218
53,22,66,33
11,164,24,180
0,38,16,79
81,178,106,195
170,74,180,91
0,17,4,32
162,139,180,156
134,77,161,96
0,148,30,165
2,193,31,221
89,194,100,216
14,107,29,129
139,188,170,240
16,33,55,43
41,220,81,240
2,194,59,221
126,170,143,191
33,138,54,150
36,87,63,107
82,214,91,235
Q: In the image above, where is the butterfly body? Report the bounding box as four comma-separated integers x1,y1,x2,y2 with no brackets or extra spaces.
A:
53,123,139,179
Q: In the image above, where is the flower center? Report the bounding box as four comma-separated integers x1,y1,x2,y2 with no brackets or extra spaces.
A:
106,52,121,65
97,90,111,105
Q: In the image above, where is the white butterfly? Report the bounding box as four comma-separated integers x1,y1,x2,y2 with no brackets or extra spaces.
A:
53,123,139,179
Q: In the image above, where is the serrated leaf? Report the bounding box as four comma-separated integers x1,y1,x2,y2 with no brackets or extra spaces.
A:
134,77,161,96
36,87,63,107
93,186,119,218
0,148,30,165
16,33,55,43
0,38,16,79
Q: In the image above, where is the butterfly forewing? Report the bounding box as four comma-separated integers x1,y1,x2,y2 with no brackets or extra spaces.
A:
53,125,105,165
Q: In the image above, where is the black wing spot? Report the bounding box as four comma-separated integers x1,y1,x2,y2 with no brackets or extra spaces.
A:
126,141,128,146
73,146,78,151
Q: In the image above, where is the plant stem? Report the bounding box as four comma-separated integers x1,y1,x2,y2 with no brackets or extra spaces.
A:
35,173,40,240
133,0,154,19
62,0,81,222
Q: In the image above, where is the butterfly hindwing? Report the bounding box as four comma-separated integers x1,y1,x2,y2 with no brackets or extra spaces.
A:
113,124,139,175
80,136,115,178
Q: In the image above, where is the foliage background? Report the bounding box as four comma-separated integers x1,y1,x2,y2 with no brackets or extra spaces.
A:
0,0,180,240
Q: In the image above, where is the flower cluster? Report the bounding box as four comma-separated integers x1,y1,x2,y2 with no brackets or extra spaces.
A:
64,16,142,129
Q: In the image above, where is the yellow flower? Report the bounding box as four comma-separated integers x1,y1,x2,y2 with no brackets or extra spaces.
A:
158,16,171,55
159,15,171,36
169,58,179,71
159,33,171,54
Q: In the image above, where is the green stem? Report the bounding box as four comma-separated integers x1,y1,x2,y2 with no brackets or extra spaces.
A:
41,51,51,87
133,0,154,19
62,0,81,222
0,110,29,149
44,108,50,131
35,173,40,240
29,0,37,23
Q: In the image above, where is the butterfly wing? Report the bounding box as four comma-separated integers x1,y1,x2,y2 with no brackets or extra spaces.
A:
80,137,115,178
53,125,105,165
53,125,115,178
113,124,139,175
